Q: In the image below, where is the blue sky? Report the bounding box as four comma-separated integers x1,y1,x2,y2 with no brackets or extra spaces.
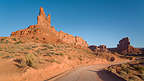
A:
0,0,144,48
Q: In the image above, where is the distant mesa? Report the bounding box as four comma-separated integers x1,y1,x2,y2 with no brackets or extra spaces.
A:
10,7,88,47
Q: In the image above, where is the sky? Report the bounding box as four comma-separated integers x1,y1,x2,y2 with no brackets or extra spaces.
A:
0,0,144,48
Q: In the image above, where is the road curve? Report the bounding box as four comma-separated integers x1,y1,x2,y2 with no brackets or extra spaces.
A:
54,64,126,81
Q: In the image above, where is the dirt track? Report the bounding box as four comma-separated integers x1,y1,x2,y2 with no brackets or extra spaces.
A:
54,64,126,81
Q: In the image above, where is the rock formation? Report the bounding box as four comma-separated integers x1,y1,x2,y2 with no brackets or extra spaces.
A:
89,45,108,53
11,7,88,47
117,37,141,54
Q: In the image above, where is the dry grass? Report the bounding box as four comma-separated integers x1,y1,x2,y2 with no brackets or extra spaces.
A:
107,59,144,81
15,54,38,68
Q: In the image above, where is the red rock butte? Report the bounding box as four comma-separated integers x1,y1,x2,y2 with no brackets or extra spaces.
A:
11,7,88,47
117,37,141,54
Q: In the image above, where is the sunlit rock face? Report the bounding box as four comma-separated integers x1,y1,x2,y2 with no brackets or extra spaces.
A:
11,7,88,47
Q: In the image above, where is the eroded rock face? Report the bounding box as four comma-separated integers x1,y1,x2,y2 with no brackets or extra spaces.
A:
11,7,88,47
117,37,141,54
89,45,108,53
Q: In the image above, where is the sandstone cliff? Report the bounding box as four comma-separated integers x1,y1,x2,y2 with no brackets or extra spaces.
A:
11,7,88,47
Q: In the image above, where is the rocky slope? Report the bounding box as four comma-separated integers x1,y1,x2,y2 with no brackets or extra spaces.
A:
11,7,88,47
107,58,144,81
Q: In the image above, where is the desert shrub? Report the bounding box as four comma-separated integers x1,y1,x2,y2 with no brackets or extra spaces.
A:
41,48,48,50
119,70,127,76
78,56,83,61
25,54,37,67
42,44,53,49
12,38,17,41
46,52,64,56
46,59,60,64
31,45,38,48
139,74,144,80
2,55,13,59
122,67,130,74
46,52,56,56
107,67,116,73
15,54,38,68
15,41,23,44
55,53,64,56
49,59,57,63
110,57,115,62
36,38,39,40
128,76,141,81
24,52,29,54
133,65,144,72
15,58,27,68
121,64,128,69
46,52,53,56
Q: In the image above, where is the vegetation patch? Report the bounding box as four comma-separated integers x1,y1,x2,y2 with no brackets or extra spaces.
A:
15,54,38,68
107,59,144,81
